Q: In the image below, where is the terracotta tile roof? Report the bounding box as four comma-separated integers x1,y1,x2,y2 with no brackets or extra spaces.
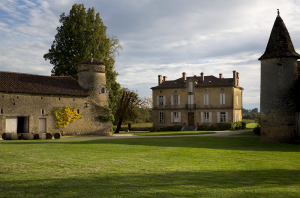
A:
77,58,105,65
151,75,235,89
259,15,300,60
0,71,89,96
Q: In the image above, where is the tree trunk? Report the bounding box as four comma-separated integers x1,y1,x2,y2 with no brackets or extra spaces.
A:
114,92,132,134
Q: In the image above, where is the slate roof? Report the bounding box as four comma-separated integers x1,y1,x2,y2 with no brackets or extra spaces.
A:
151,75,235,89
0,71,89,96
259,14,300,60
77,58,105,65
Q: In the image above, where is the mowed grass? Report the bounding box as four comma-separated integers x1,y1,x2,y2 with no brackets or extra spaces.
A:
0,136,299,198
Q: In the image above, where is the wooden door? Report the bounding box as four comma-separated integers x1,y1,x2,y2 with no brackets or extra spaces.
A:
296,112,300,136
39,118,46,133
6,117,17,133
188,112,194,126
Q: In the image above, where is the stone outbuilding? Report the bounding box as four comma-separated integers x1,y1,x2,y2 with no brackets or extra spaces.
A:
259,11,300,143
0,58,112,136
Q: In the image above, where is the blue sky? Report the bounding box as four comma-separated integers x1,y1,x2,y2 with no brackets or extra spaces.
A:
1,0,300,111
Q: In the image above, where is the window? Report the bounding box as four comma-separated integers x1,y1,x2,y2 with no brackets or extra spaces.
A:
201,112,212,123
221,88,224,92
159,91,162,94
171,95,180,106
77,109,80,114
159,96,164,106
159,112,164,122
220,94,225,105
205,89,208,92
101,88,105,93
41,109,45,115
188,95,194,107
189,82,193,92
204,112,209,123
220,112,226,123
157,96,165,106
204,94,209,105
171,112,181,123
174,90,177,94
236,95,239,105
0,109,3,115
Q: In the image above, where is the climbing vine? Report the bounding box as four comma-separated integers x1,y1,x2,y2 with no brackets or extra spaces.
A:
99,115,115,122
52,106,83,129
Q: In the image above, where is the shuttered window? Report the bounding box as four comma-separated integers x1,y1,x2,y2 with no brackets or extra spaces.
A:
220,94,225,105
171,112,181,123
159,112,164,122
204,94,209,105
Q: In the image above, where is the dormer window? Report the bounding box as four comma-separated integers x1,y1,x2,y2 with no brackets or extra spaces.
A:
159,91,162,94
174,90,177,94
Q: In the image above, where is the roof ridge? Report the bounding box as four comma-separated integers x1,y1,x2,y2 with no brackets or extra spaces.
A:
0,71,73,78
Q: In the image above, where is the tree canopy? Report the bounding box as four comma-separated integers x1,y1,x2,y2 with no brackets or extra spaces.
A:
43,4,122,109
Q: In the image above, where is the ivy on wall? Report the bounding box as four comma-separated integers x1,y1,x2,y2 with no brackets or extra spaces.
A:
99,115,115,122
53,106,83,129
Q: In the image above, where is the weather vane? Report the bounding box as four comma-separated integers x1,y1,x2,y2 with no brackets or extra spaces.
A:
277,9,280,15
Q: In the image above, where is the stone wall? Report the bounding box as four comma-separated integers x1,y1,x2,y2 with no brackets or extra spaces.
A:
0,92,112,136
260,57,298,142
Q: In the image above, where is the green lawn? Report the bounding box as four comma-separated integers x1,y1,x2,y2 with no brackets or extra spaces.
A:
0,136,299,197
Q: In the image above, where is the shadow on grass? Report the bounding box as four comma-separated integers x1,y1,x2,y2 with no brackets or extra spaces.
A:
1,136,299,152
0,169,299,198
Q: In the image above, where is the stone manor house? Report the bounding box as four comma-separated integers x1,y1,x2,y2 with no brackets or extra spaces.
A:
0,58,112,136
151,71,243,128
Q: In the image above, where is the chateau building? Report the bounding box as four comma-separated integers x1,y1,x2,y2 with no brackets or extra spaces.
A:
259,11,300,143
0,58,112,136
151,71,243,128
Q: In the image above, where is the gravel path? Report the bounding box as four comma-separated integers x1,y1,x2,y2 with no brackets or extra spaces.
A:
61,130,254,140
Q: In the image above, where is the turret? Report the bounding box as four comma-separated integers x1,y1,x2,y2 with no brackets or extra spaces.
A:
259,10,300,143
77,58,108,106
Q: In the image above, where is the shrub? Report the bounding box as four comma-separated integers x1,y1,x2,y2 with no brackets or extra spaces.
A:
197,125,207,131
235,121,242,130
253,126,261,135
149,127,157,132
99,115,115,122
241,121,247,129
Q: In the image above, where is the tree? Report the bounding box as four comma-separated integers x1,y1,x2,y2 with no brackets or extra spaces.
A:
43,4,122,109
114,88,150,133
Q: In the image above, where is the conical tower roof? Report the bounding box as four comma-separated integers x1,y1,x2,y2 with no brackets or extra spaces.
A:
259,13,300,60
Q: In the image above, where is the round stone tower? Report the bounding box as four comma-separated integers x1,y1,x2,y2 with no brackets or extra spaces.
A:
259,12,300,143
77,58,108,106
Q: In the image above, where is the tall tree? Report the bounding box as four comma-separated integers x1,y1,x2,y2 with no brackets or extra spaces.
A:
114,88,149,133
43,4,122,109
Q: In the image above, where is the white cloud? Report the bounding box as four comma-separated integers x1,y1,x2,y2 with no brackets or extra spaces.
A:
1,0,300,111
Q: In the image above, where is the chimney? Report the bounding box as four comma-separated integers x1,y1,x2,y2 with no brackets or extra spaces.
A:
219,73,223,79
163,76,167,82
158,75,162,85
201,72,204,82
236,72,239,87
182,72,186,81
233,70,237,86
